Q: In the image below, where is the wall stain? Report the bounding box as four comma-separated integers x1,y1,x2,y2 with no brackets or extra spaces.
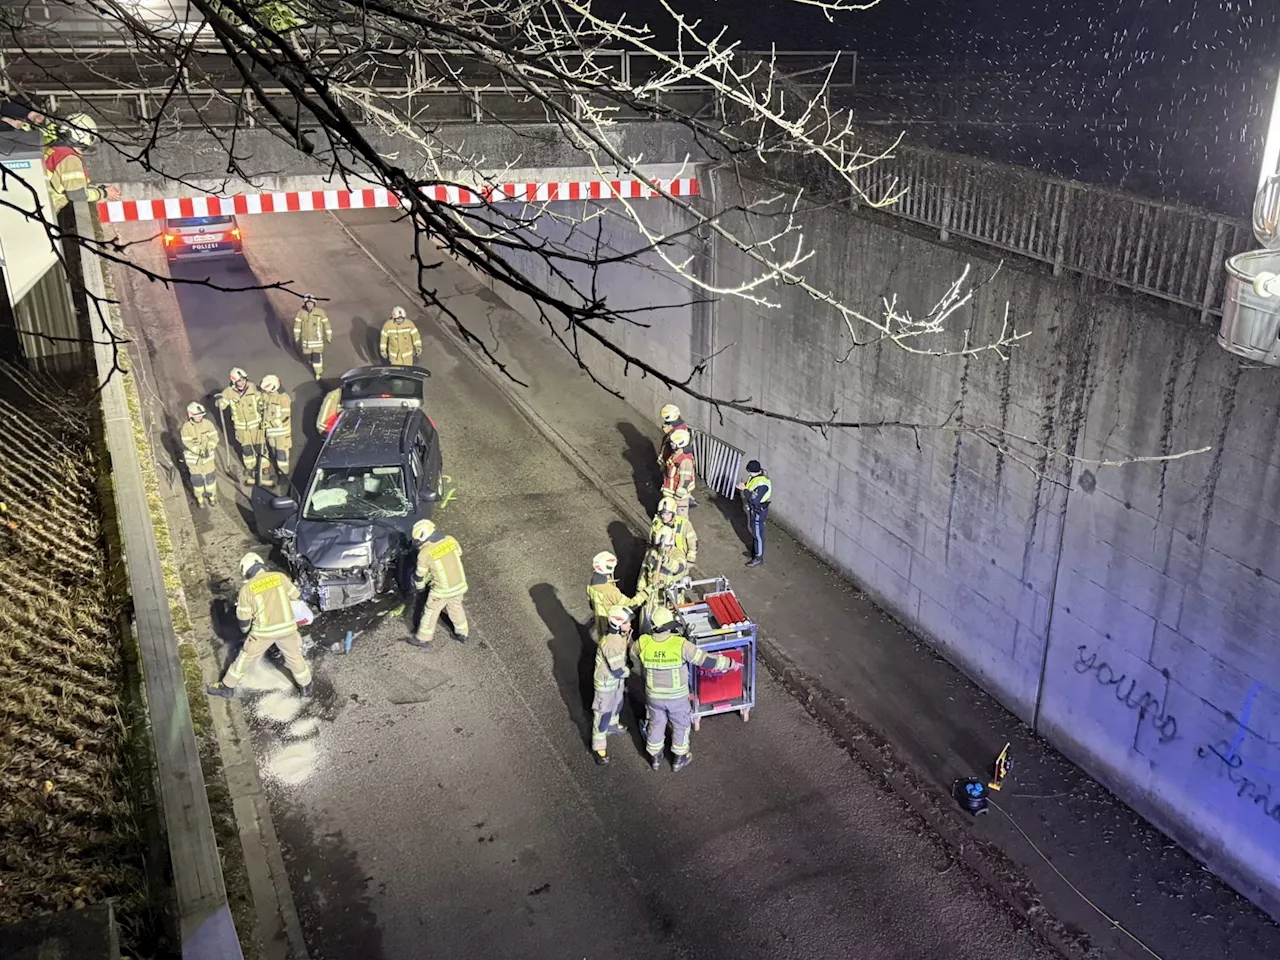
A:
993,335,1014,502
943,285,978,562
1154,332,1194,532
1195,360,1243,552
1197,740,1280,829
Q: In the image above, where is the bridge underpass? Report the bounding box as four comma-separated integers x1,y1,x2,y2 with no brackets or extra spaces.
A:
105,203,1076,960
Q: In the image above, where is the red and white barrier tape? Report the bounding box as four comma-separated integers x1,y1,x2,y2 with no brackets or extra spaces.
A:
97,177,700,223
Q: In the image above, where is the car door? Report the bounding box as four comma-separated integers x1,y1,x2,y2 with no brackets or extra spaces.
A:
249,482,301,542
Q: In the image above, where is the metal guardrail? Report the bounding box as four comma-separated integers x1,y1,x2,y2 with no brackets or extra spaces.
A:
847,138,1252,322
73,200,243,960
692,428,744,500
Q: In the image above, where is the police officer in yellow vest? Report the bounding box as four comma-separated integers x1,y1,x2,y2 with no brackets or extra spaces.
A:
380,306,422,366
633,607,738,772
586,551,646,638
409,519,470,646
258,375,292,483
292,295,333,380
736,459,772,568
214,367,266,482
650,496,697,564
179,401,219,508
591,605,634,766
207,552,312,698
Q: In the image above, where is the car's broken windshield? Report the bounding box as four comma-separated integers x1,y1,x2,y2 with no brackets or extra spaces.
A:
304,466,409,520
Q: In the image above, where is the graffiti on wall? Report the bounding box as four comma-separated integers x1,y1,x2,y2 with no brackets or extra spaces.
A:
1197,683,1280,829
1073,644,1179,746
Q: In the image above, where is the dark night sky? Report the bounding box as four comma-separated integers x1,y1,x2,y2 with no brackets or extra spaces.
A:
620,0,1280,214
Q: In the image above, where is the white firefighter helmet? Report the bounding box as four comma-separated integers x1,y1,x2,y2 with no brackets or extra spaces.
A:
592,551,618,574
412,518,436,542
650,606,676,629
657,496,678,517
229,366,247,384
240,552,264,578
660,403,681,424
260,374,280,393
607,606,631,630
391,305,408,320
669,427,691,449
302,294,316,307
64,112,97,147
186,401,206,418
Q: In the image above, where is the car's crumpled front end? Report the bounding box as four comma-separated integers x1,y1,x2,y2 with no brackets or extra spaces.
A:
285,523,403,611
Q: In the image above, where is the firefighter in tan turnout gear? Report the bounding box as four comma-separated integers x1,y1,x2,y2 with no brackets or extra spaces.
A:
380,306,422,366
207,552,312,699
637,528,690,626
293,295,333,380
634,606,737,772
586,551,646,639
650,497,697,564
661,427,697,518
214,367,266,482
258,375,292,484
591,605,634,766
409,519,470,647
179,401,219,508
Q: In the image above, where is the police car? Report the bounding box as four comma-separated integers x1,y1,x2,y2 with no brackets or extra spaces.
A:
162,214,244,263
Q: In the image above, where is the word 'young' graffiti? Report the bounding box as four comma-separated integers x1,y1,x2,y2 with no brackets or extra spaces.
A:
1073,645,1178,745
1197,741,1280,828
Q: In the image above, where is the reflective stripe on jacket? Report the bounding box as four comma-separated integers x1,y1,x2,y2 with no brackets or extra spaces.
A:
380,320,422,361
414,535,467,597
649,514,696,558
293,308,332,351
261,392,292,441
180,417,219,469
594,632,629,692
635,631,703,700
236,569,301,639
663,452,696,499
745,473,772,515
217,383,263,435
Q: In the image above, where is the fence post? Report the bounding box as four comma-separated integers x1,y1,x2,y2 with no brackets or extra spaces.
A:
939,183,952,242
1200,220,1229,325
1052,183,1073,277
472,89,482,123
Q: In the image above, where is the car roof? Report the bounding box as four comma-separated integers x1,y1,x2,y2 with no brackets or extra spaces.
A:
317,406,425,469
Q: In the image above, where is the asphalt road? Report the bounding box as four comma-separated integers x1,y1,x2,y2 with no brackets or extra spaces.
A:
110,210,1062,960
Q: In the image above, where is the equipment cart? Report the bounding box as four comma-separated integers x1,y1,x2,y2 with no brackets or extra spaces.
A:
667,576,757,729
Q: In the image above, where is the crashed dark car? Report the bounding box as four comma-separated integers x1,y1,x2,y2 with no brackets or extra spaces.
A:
251,366,443,612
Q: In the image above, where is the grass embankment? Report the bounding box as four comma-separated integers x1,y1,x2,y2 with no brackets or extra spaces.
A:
0,363,156,954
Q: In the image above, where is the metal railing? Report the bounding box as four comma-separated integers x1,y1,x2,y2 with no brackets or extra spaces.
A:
845,138,1253,321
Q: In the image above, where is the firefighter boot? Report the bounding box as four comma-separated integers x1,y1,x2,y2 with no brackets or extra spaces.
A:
672,753,694,773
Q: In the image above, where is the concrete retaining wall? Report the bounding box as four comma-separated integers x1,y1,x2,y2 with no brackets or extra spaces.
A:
474,171,1280,919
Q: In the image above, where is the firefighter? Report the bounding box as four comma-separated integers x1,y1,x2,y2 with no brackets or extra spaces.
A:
637,530,689,627
661,427,696,518
207,552,312,699
657,403,689,468
214,367,266,483
633,606,738,772
258,375,292,483
380,305,422,366
409,519,470,646
586,551,646,639
650,496,697,564
179,401,219,508
42,112,120,213
590,605,633,766
292,295,333,380
737,459,772,567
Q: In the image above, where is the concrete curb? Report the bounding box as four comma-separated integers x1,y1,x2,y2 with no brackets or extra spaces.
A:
332,212,1096,960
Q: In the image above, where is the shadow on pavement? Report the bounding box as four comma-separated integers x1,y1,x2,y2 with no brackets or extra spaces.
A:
530,583,593,744
617,420,660,514
261,298,287,351
351,313,380,364
713,491,753,557
608,519,647,593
